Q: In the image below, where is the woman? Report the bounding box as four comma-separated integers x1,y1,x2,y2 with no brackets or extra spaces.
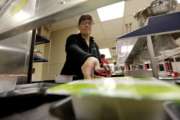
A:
60,14,101,80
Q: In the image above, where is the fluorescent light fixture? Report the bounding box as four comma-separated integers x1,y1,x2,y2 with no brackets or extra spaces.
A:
99,48,112,59
177,0,180,3
13,11,31,22
97,1,125,22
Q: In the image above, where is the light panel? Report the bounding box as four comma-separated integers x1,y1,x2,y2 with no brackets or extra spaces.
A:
97,1,125,22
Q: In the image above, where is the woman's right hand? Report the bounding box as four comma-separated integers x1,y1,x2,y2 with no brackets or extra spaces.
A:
81,57,100,79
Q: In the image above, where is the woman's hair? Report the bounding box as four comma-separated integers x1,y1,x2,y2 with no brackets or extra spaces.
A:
78,14,93,25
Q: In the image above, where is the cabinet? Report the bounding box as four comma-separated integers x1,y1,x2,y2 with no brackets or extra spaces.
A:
28,27,50,83
33,34,49,63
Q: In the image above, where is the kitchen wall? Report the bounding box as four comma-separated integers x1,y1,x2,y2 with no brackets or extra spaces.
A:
33,0,180,80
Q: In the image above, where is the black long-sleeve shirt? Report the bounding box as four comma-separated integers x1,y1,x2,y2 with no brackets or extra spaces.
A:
61,33,101,80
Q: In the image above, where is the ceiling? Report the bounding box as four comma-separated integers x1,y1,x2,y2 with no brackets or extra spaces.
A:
47,0,130,32
48,10,101,31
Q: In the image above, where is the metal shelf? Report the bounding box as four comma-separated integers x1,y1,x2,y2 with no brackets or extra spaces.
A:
117,12,180,78
124,69,153,77
125,37,148,64
118,12,180,40
154,47,180,61
0,0,120,41
33,54,48,62
35,35,50,45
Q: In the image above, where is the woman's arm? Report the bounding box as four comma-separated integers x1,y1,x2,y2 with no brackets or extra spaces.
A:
65,35,100,79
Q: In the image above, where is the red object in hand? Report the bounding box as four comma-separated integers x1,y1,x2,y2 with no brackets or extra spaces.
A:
171,72,179,78
95,68,111,77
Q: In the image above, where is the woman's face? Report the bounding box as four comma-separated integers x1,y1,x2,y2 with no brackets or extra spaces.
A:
79,20,92,36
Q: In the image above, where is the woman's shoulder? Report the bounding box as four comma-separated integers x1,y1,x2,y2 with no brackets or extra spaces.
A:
66,33,80,45
67,33,80,39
